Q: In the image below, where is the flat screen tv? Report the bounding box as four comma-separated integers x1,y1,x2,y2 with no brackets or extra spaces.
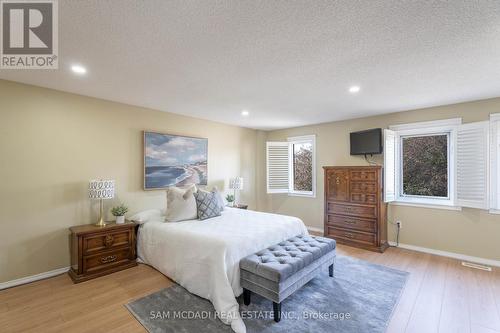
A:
350,128,383,155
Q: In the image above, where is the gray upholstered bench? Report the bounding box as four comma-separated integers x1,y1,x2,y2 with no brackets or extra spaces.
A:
240,235,336,322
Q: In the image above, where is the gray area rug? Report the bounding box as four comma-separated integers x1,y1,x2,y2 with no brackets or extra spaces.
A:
126,256,408,333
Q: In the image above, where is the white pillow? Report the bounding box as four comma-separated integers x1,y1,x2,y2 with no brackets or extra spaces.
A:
129,209,163,224
165,185,198,222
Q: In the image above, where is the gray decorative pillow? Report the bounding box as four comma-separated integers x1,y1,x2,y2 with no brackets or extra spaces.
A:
211,186,225,213
193,190,222,220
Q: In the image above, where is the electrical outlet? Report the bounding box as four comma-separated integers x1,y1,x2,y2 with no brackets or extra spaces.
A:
396,220,402,229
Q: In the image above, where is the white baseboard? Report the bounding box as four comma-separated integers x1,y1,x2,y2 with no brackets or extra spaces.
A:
307,226,324,235
388,241,500,268
0,266,69,290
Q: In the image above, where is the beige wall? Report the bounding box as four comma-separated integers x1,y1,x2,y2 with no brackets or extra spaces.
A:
0,80,259,283
2,78,499,283
262,98,500,261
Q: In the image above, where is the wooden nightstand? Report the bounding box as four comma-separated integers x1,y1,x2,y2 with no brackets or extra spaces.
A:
68,222,137,283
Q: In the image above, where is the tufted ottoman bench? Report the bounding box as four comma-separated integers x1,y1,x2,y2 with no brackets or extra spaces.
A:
239,235,336,322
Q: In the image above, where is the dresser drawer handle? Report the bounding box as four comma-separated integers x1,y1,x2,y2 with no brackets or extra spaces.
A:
100,255,117,264
105,235,114,247
344,233,355,239
345,220,356,225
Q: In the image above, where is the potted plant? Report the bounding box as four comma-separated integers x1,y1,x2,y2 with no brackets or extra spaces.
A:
225,194,235,207
111,203,128,224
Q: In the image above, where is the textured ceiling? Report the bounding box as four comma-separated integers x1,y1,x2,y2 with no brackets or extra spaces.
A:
1,0,500,130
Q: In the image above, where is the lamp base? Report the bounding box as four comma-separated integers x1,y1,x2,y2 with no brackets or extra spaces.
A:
95,199,106,227
95,219,107,227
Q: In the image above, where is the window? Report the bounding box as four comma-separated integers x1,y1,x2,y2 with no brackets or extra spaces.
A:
289,136,315,196
401,134,449,198
385,119,459,207
266,135,316,197
385,118,493,210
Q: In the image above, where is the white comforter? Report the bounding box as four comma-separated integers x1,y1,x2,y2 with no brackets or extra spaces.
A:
137,207,308,333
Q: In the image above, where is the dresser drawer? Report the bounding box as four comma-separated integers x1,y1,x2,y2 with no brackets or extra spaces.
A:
326,214,376,233
83,229,132,255
83,248,133,274
350,170,377,181
326,227,377,246
350,181,377,193
327,202,377,219
350,193,377,204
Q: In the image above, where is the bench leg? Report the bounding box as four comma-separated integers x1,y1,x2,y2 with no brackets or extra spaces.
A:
273,302,281,322
329,263,334,277
243,288,251,306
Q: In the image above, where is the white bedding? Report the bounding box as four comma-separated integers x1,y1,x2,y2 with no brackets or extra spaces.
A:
137,207,308,333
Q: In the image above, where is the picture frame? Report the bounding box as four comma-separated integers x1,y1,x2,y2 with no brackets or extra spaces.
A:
143,131,208,190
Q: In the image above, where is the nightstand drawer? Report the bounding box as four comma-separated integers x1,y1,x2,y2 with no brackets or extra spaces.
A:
83,229,132,255
83,248,133,274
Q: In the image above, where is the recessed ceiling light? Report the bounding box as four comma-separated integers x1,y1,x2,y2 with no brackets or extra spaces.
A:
71,65,87,74
349,85,360,93
241,110,249,116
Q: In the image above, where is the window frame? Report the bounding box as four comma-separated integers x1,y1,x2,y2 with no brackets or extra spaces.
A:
287,135,316,198
390,119,459,208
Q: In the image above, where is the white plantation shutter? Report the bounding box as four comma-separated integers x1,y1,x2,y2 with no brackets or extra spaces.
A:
490,114,500,209
267,142,289,193
457,121,489,209
384,129,396,202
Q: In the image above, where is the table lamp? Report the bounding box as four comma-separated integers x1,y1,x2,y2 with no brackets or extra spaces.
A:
229,177,243,206
89,180,115,227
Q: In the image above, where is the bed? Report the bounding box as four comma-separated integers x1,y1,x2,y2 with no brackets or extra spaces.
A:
137,207,308,333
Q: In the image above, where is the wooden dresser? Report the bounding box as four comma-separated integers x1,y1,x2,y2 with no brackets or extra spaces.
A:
69,222,137,283
323,166,388,252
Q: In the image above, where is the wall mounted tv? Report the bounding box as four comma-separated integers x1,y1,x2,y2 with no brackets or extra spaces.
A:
350,128,383,155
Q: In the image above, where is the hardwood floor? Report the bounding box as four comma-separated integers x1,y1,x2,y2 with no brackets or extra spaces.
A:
0,245,499,333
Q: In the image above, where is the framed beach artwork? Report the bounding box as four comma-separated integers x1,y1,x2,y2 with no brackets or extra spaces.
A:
143,131,208,190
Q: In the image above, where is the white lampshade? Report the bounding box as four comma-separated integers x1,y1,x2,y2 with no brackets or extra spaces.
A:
89,180,115,199
229,177,244,190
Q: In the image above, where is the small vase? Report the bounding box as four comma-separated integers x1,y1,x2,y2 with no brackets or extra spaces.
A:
116,215,125,224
